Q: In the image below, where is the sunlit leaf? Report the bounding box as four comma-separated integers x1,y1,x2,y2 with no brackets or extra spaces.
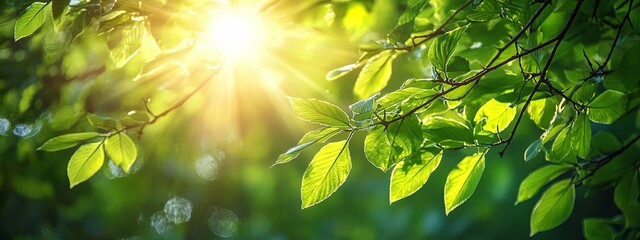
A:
423,117,474,144
14,2,52,41
428,25,468,71
273,128,341,166
109,20,146,68
354,51,395,99
444,152,485,214
289,97,350,127
38,132,101,152
387,0,429,43
530,179,575,236
549,127,574,163
105,133,137,173
527,97,557,130
516,164,571,204
474,98,516,133
326,64,358,81
68,142,105,188
364,116,421,172
301,140,351,208
349,93,378,114
390,149,442,203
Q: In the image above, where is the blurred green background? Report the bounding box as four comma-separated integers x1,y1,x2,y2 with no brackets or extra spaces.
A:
0,0,621,239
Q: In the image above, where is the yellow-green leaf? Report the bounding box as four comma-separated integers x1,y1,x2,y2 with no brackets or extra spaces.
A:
68,142,105,188
273,128,341,167
301,140,351,208
105,133,137,173
38,132,102,152
474,98,516,133
516,164,571,204
289,97,350,127
428,25,468,70
444,152,485,215
530,179,575,236
390,149,442,203
354,50,395,99
14,2,52,41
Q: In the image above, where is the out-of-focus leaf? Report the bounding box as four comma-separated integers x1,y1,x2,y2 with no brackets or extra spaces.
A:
615,171,639,210
273,128,341,166
38,132,101,152
326,64,358,81
583,218,616,240
524,139,542,162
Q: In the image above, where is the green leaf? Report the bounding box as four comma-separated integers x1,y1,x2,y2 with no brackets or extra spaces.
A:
524,139,542,162
583,218,616,240
38,132,102,152
354,51,395,99
516,164,571,204
423,117,474,145
527,97,557,130
105,133,137,173
387,0,428,43
68,142,105,188
14,2,52,41
349,93,378,114
428,25,468,71
87,114,119,130
444,152,485,214
364,116,421,172
571,114,591,158
588,90,627,124
377,87,435,109
390,149,442,203
364,126,394,171
326,64,358,81
615,171,639,210
301,140,352,208
530,179,575,236
591,131,621,156
549,127,575,163
273,128,341,166
474,98,516,133
289,97,350,127
109,20,146,68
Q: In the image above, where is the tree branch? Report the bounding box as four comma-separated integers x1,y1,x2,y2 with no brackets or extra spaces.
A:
499,0,585,157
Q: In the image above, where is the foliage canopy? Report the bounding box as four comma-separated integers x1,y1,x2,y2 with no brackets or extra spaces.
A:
2,0,640,238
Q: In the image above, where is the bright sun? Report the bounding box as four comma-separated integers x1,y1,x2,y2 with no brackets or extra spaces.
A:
204,9,267,59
